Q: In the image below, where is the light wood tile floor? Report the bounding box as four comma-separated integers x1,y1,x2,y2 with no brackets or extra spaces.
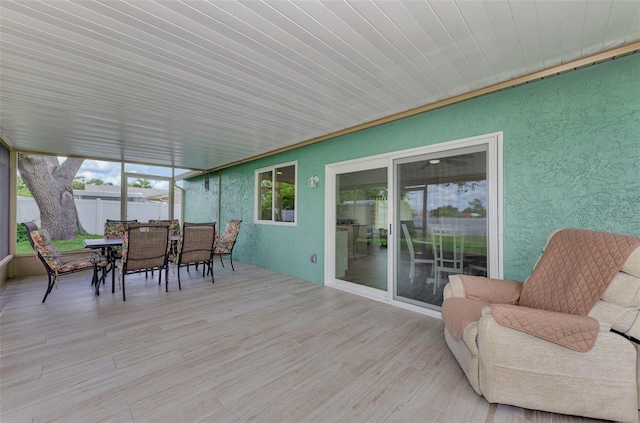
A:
0,262,623,422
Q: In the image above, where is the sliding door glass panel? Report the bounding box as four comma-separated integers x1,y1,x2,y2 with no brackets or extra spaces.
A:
395,148,488,310
335,168,388,291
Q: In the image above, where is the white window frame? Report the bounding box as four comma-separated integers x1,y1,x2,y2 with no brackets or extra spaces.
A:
254,161,297,226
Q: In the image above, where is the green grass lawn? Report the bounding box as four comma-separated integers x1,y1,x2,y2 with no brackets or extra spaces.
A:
394,234,487,255
16,234,105,254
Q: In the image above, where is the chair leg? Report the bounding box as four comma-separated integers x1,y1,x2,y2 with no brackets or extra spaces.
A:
122,273,126,301
219,255,225,268
91,263,100,296
164,266,168,293
206,255,214,276
112,264,116,293
42,274,55,303
177,261,182,290
229,253,235,271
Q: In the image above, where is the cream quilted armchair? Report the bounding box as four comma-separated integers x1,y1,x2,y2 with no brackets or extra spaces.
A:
442,228,640,423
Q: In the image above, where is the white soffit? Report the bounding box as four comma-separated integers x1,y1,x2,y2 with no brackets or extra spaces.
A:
1,0,639,171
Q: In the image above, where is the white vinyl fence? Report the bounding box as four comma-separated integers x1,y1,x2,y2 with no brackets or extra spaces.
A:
17,197,182,235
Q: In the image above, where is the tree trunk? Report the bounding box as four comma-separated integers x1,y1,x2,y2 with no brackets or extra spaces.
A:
18,154,86,240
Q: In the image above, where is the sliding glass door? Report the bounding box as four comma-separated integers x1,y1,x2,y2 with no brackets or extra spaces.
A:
394,146,490,311
326,133,501,314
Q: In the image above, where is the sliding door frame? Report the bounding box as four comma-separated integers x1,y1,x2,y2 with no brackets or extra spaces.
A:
325,132,503,317
324,156,391,303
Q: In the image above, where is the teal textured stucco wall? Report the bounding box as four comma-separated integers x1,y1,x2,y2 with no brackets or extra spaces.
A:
183,173,219,224
185,54,639,284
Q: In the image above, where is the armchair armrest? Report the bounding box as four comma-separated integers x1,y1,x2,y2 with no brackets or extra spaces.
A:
445,274,522,304
486,304,604,352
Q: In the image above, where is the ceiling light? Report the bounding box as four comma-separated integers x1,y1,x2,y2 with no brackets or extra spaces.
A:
429,159,440,164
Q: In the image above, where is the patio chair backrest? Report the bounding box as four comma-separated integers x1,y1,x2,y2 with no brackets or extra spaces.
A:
104,219,138,239
218,220,242,245
150,219,181,237
21,221,39,250
122,223,170,272
179,222,216,264
29,229,64,271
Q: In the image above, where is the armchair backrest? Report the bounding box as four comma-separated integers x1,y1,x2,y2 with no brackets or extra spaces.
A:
520,228,640,316
590,243,640,342
122,223,170,272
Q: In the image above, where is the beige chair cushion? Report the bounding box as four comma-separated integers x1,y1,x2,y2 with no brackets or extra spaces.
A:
602,271,640,308
478,311,638,423
590,246,640,337
622,246,640,277
520,229,640,315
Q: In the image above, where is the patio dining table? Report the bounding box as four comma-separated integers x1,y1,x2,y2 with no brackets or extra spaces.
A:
84,238,124,295
84,235,179,295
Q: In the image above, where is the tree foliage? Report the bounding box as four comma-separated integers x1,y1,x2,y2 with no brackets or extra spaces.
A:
462,198,486,217
129,178,152,188
87,178,111,185
16,176,31,197
73,176,86,190
430,205,460,217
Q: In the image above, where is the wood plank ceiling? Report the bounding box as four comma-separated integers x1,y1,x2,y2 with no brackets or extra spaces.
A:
1,0,639,171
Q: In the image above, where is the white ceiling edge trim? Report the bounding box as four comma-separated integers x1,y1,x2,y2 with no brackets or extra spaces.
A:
204,41,640,174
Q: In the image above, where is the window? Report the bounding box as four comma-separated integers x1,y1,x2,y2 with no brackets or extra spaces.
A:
15,153,185,253
255,162,296,224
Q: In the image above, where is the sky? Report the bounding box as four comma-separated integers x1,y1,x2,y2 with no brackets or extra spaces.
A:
72,159,189,190
73,158,485,209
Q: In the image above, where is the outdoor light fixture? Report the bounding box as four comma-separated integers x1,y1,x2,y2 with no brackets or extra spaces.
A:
204,176,210,191
308,175,319,188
